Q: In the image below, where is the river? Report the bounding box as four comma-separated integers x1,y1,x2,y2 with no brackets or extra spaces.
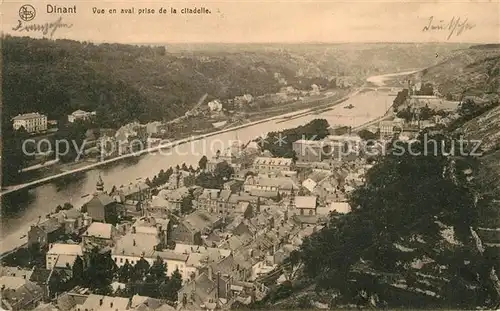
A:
0,71,413,253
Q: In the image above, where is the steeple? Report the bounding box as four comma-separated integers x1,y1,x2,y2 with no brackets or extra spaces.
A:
96,174,104,193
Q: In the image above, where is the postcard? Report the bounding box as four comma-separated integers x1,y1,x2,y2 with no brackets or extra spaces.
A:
1,0,500,310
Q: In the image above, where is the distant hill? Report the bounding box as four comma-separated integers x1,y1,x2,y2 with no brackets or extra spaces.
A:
415,46,500,99
2,36,467,127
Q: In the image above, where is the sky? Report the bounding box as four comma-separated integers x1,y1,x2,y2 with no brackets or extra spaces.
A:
1,0,499,44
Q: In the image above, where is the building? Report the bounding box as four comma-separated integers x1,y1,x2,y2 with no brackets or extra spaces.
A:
293,140,325,163
12,112,47,133
74,294,130,311
292,196,318,216
28,218,64,248
82,222,118,250
149,187,190,215
131,216,171,246
46,243,83,270
0,276,44,311
85,176,121,223
252,157,294,175
112,232,189,279
67,110,96,123
243,175,298,196
170,221,203,246
50,208,88,235
302,169,333,193
379,120,403,139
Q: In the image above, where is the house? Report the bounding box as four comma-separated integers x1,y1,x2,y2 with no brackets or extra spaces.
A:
82,222,118,250
174,244,232,281
113,181,151,203
131,216,171,246
12,112,47,133
46,243,83,270
323,201,351,214
177,272,218,309
183,210,222,235
74,294,130,311
243,175,298,196
167,169,193,190
0,276,44,310
28,218,64,248
196,189,232,215
112,233,189,279
146,121,162,135
171,221,202,246
50,209,88,235
252,157,294,175
302,169,332,193
149,187,190,215
85,193,120,223
292,196,318,216
223,180,242,193
130,295,164,310
67,110,96,123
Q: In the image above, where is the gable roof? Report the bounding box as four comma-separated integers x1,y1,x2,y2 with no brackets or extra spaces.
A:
34,218,61,234
84,222,114,239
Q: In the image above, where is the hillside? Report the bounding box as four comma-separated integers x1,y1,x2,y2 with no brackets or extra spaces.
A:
415,45,500,99
2,37,467,127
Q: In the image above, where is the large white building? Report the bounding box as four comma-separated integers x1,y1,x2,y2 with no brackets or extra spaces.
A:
68,110,96,123
12,112,47,133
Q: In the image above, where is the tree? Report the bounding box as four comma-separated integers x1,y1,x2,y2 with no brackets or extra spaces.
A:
118,260,133,283
195,172,222,189
72,256,85,285
181,163,189,171
161,269,183,301
298,132,485,307
131,258,151,282
147,256,168,283
198,155,208,170
180,191,194,214
84,248,115,293
214,161,234,181
357,129,379,141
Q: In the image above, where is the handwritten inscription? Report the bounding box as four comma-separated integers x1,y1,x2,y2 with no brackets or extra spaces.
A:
422,16,476,40
12,17,73,38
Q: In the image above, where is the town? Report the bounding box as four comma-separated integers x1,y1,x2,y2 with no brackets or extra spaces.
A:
1,77,482,311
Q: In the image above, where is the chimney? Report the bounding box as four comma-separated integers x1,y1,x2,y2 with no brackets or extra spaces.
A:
99,299,103,306
110,302,113,308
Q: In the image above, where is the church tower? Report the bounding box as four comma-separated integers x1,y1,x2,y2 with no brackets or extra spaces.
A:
96,174,104,193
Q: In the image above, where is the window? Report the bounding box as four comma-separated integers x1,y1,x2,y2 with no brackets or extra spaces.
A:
300,209,304,215
309,209,314,215
120,258,123,263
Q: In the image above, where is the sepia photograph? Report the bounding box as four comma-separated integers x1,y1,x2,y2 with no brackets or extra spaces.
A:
1,0,500,310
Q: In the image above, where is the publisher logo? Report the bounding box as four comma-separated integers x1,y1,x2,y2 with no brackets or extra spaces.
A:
19,4,36,21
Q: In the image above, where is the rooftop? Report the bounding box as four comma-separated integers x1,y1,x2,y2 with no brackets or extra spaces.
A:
113,233,158,257
253,157,293,166
47,244,83,256
295,196,318,208
84,222,114,239
12,112,46,120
